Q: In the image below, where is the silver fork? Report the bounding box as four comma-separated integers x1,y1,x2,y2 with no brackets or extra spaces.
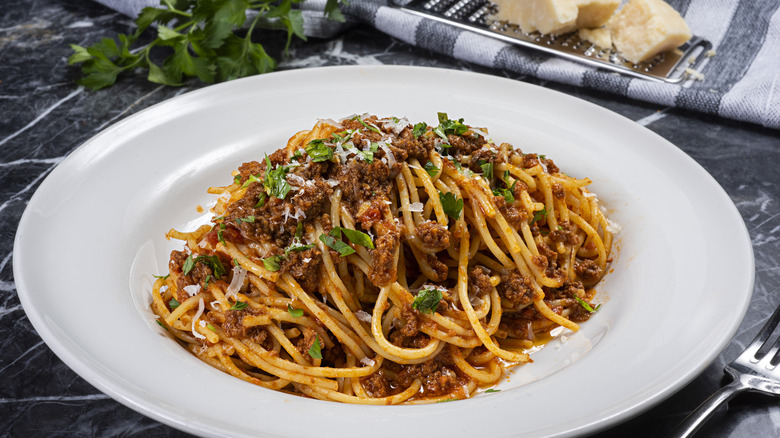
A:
671,303,780,437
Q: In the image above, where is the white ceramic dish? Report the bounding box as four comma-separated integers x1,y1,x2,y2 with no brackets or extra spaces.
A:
14,66,753,437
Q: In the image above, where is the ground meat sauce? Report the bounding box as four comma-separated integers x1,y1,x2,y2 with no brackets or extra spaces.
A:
498,270,539,309
415,220,450,252
160,114,614,403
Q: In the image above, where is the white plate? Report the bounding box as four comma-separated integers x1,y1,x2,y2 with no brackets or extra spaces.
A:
14,66,754,437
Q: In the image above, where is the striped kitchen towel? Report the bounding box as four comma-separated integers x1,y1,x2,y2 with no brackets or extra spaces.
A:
95,0,780,129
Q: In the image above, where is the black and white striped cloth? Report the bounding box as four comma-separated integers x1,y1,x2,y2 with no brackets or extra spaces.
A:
96,0,780,129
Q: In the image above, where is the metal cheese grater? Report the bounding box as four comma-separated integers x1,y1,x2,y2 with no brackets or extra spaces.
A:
396,0,712,83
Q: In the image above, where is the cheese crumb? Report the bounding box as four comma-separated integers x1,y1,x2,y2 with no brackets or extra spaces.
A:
685,68,705,81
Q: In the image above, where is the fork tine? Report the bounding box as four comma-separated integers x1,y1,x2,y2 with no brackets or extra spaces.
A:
740,303,780,362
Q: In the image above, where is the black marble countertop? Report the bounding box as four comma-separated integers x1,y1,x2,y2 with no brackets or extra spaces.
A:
2,1,779,437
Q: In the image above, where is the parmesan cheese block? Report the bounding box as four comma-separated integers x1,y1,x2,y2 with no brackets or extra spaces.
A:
607,0,692,63
578,27,612,48
491,0,619,35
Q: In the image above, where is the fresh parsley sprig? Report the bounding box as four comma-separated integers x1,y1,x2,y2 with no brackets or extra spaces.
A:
68,0,347,90
438,191,463,220
412,288,443,314
318,226,374,256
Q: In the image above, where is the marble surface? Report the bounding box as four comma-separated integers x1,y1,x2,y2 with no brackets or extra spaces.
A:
2,0,779,437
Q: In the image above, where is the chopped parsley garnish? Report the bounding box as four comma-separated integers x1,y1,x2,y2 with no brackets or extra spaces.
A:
484,389,501,393
479,160,494,181
354,115,381,133
262,254,284,272
331,227,375,249
291,149,303,162
575,296,601,313
182,254,227,279
204,274,213,288
531,208,547,224
182,255,195,276
439,191,463,220
423,160,439,178
153,274,170,280
217,223,226,245
492,183,516,204
285,241,315,255
437,112,469,136
331,129,356,144
156,320,167,330
287,304,304,317
255,192,267,208
241,173,263,189
308,335,323,359
412,122,427,138
236,215,255,223
233,174,242,184
263,155,292,199
319,233,355,256
319,226,374,256
357,142,380,163
168,298,180,309
305,139,334,163
412,288,443,314
230,301,248,310
207,323,216,332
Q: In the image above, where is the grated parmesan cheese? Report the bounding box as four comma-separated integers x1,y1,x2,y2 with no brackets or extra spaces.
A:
191,298,206,339
355,310,372,323
183,284,201,297
226,265,247,300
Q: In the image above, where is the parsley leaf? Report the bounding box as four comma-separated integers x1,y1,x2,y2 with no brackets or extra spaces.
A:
241,173,263,189
484,389,501,393
262,254,284,272
254,192,266,208
412,122,427,138
575,297,601,313
295,222,304,239
492,183,516,204
230,301,248,310
354,115,381,134
412,288,443,314
153,274,170,280
287,304,304,317
182,254,195,276
437,112,469,136
531,208,547,224
331,227,375,249
358,142,380,164
439,191,463,220
168,298,180,309
305,139,334,163
217,223,226,245
319,233,355,256
183,255,227,279
263,155,292,199
423,161,439,178
479,160,494,182
308,335,323,359
285,242,315,255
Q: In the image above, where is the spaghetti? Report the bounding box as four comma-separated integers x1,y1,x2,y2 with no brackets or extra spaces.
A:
151,113,614,403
